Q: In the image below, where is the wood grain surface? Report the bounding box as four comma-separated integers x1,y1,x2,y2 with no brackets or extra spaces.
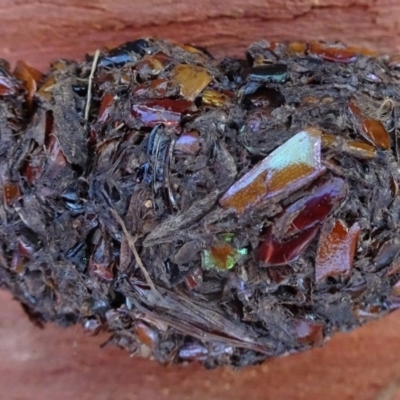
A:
2,290,400,400
1,0,400,70
2,1,400,399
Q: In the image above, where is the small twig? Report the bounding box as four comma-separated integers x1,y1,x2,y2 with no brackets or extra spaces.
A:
110,208,157,292
394,107,399,163
84,49,101,121
115,122,125,131
0,249,8,270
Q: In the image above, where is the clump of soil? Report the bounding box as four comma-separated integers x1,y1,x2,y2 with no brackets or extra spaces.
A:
1,39,400,368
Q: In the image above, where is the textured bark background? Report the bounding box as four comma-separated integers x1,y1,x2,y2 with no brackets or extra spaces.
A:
1,0,400,70
2,1,400,399
2,290,400,400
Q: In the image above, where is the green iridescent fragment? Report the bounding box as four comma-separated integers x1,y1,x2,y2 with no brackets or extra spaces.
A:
202,243,248,271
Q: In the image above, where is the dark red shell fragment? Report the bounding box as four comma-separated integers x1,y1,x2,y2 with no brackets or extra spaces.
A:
131,99,194,128
274,177,347,237
258,226,319,266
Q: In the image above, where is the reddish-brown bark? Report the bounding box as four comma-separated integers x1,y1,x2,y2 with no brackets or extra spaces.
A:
2,290,400,400
1,0,400,70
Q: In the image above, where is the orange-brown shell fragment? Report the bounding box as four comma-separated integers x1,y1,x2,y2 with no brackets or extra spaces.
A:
219,128,325,214
98,93,114,123
315,220,360,282
287,42,307,54
201,89,231,107
37,76,56,101
135,52,172,77
346,46,379,57
308,42,357,63
349,100,391,150
134,321,159,348
13,61,43,105
346,140,377,159
322,134,377,159
172,64,212,101
3,182,21,206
